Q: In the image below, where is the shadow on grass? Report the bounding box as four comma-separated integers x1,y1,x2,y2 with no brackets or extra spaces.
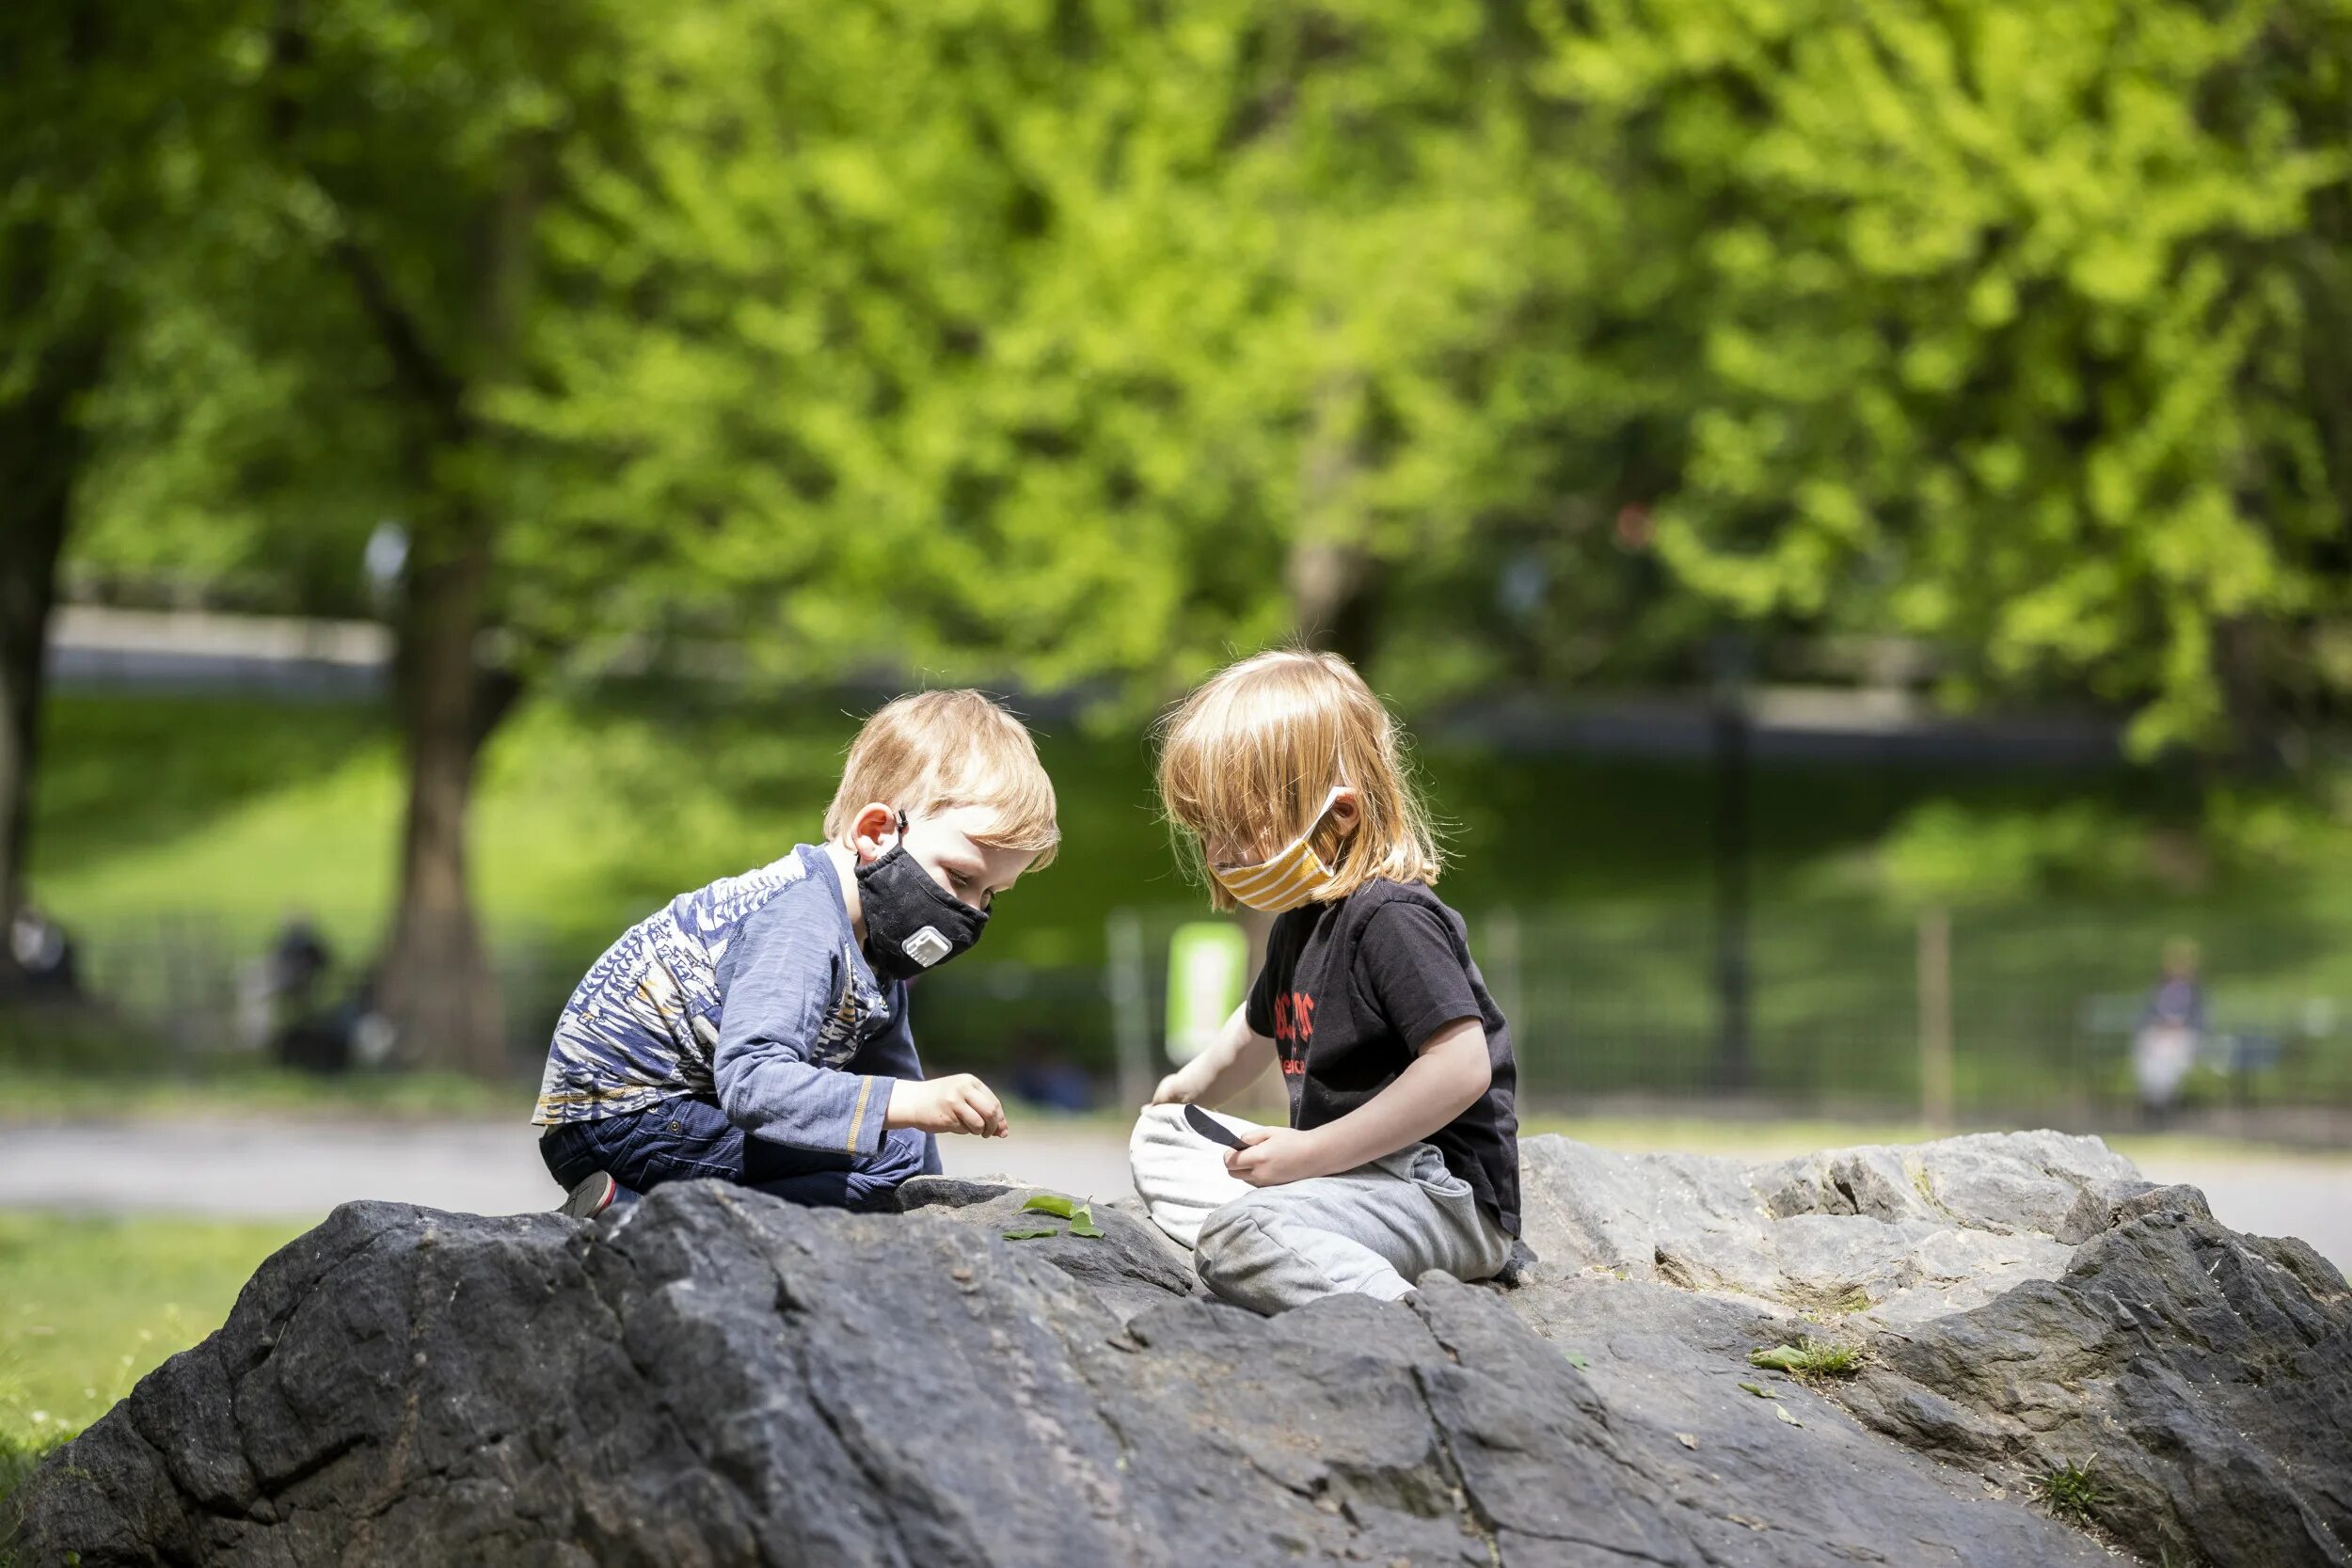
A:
35,694,389,875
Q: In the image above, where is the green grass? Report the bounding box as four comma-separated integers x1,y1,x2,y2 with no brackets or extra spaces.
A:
1,1213,309,1555
27,688,2352,1108
0,1213,310,1454
0,1430,52,1558
0,1065,529,1124
1747,1336,1863,1379
41,688,2307,969
2033,1455,2106,1524
29,690,1172,966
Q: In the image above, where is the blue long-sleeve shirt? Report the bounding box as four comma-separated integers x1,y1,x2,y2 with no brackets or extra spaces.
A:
532,845,913,1154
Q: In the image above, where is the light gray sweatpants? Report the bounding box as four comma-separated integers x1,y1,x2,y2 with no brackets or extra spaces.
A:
1128,1103,1513,1314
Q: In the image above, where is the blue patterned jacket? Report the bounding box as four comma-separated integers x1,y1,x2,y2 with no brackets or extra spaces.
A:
532,845,914,1156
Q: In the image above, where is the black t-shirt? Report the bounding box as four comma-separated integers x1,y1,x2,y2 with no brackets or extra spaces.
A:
1245,879,1520,1237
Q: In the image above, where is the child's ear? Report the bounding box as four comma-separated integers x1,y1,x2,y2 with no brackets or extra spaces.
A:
1326,787,1364,839
850,802,899,863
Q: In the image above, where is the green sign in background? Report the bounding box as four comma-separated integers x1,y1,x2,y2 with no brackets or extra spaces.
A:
1165,922,1250,1064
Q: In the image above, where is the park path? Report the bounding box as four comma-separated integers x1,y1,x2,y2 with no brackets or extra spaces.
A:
2,1119,2344,1273
0,1120,1136,1221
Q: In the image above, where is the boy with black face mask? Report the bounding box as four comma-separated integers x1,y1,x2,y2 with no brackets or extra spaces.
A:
534,690,1057,1217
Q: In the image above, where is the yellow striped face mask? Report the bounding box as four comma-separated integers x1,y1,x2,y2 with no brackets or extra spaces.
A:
1211,788,1347,913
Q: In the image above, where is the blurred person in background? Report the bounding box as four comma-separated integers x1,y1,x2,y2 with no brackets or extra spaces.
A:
1009,1025,1096,1113
267,911,333,1016
263,910,345,1072
5,903,81,1001
2134,937,2206,1124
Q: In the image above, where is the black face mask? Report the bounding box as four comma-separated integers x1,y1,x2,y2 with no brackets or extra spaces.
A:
854,813,990,981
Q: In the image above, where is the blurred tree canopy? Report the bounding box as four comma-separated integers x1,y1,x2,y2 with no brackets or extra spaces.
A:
1548,0,2352,755
514,0,1631,689
2,3,231,958
23,0,2352,1064
21,0,635,1062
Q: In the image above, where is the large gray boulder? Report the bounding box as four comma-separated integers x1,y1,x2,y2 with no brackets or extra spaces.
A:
10,1132,2346,1567
1518,1130,2137,1325
1844,1191,2352,1568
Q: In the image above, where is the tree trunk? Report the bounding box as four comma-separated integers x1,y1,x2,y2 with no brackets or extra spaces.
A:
0,317,103,971
2213,616,2280,773
1286,537,1383,666
375,512,509,1074
1287,369,1383,665
311,137,543,1078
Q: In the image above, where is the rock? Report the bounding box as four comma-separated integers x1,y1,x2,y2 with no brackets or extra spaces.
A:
13,1132,2347,1567
1846,1199,2352,1568
2051,1178,2212,1244
893,1174,1200,1323
1517,1131,2122,1325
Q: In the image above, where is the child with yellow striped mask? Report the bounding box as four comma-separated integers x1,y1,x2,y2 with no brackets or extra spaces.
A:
1129,650,1522,1313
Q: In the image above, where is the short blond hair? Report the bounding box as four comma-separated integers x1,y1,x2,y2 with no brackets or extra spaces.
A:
824,690,1059,869
1155,649,1443,911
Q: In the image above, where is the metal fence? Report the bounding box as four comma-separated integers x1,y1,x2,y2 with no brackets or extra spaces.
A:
1484,902,2352,1120
22,899,2352,1128
920,899,2352,1125
7,911,569,1078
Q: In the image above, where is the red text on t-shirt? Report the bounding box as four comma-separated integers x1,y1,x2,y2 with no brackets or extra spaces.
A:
1272,990,1314,1075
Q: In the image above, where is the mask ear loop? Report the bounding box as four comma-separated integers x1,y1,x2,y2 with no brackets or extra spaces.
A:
1209,786,1347,883
1304,786,1350,876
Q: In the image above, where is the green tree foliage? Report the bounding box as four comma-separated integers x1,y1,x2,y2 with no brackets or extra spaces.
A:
58,0,622,1069
0,5,227,939
241,0,615,1071
519,0,1673,693
45,0,2352,1067
1541,0,2352,753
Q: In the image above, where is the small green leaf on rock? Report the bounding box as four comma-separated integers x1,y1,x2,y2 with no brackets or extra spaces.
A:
1002,1227,1060,1241
1068,1217,1105,1239
1749,1345,1807,1372
1738,1381,1778,1400
1022,1194,1080,1219
1563,1350,1591,1369
1774,1403,1804,1428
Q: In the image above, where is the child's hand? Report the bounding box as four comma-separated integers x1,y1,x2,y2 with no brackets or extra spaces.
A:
1148,1073,1197,1106
887,1073,1009,1137
1224,1126,1328,1187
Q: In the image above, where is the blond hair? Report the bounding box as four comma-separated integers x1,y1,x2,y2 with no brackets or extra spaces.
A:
1155,649,1443,911
824,690,1059,869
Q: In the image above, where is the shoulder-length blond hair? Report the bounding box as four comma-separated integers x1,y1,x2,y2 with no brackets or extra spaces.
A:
1154,649,1444,911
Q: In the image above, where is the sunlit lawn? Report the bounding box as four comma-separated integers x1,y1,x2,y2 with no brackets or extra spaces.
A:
0,1065,529,1126
51,689,2321,974
0,1212,310,1467
36,689,2352,1101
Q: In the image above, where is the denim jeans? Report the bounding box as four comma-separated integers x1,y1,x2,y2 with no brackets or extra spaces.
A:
540,1095,939,1212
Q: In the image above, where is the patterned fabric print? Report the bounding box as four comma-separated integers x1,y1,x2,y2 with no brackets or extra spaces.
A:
812,939,886,1062
533,847,882,1124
